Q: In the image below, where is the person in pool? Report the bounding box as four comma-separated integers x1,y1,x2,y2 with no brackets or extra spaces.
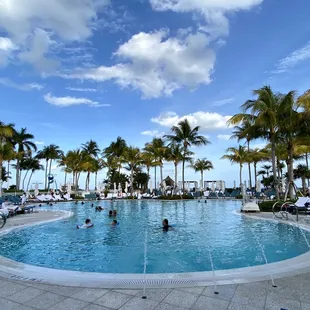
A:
162,219,173,232
111,219,118,226
109,210,113,216
113,210,117,216
77,219,94,229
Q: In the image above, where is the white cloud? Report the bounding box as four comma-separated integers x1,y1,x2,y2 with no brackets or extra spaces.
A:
0,37,18,66
0,78,43,91
274,42,310,73
44,93,109,108
141,130,165,137
211,97,235,106
34,141,44,145
62,30,215,98
217,134,231,140
150,0,264,38
151,111,232,131
0,0,109,71
66,87,97,92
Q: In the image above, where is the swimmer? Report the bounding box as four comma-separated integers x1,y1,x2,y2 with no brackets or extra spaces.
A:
81,201,84,205
109,210,113,216
77,219,94,229
111,220,118,226
91,203,94,207
162,219,173,232
113,210,117,216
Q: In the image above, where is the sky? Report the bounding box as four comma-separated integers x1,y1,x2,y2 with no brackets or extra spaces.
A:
1,0,310,189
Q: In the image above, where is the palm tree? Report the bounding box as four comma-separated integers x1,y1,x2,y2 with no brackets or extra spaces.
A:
12,128,37,190
103,136,127,173
82,140,100,190
294,164,310,195
164,118,210,192
144,138,166,190
37,144,63,190
230,117,256,189
91,158,105,190
0,142,15,196
221,146,248,187
121,146,142,196
26,157,44,191
141,151,157,184
190,158,214,191
58,152,71,186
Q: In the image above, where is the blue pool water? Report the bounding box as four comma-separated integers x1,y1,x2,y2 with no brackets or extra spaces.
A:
0,200,310,274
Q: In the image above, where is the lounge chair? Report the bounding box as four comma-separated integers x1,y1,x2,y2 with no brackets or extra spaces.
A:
286,197,310,215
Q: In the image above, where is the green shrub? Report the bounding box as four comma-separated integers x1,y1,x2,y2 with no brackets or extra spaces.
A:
258,200,278,212
235,194,243,199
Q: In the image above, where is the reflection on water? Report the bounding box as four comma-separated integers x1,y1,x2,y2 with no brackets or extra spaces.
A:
0,199,309,273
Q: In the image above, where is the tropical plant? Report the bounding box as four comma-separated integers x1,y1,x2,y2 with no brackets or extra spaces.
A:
26,157,44,191
164,118,210,192
293,164,310,195
0,142,15,195
141,151,157,185
221,146,248,187
12,128,37,190
190,158,214,191
121,146,142,195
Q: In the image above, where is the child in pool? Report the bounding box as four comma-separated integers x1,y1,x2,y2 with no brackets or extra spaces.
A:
77,219,94,229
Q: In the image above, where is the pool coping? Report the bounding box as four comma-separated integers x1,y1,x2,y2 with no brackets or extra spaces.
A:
1,208,310,289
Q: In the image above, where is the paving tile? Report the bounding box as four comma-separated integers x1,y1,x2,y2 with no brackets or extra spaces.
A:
12,305,35,310
175,287,205,294
232,282,267,308
265,294,301,310
6,287,44,303
0,298,21,310
228,302,264,310
48,297,89,310
94,291,132,309
162,290,199,308
119,296,158,310
267,279,300,301
0,282,28,297
24,292,65,309
202,284,237,301
302,302,310,310
113,289,139,296
83,305,112,310
47,285,83,297
136,289,172,302
71,288,109,302
154,303,189,310
191,295,229,310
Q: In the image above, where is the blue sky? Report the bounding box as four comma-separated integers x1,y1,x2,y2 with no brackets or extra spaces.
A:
1,0,310,189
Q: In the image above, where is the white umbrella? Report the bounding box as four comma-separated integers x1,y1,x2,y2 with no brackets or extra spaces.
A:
233,180,236,189
124,181,128,194
149,179,153,193
282,177,286,193
241,183,246,197
67,182,71,195
113,182,117,196
256,180,261,193
118,182,122,191
34,183,39,197
211,181,215,191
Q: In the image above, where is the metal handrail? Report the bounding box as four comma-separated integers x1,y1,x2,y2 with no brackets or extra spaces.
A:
0,212,6,229
272,201,299,221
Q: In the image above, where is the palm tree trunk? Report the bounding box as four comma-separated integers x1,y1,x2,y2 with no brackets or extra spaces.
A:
0,160,3,196
160,162,163,190
27,171,33,191
44,159,48,189
16,158,20,190
254,162,258,191
302,176,306,195
47,159,53,190
239,164,243,188
182,159,185,192
200,170,203,192
131,168,134,196
95,172,98,190
85,172,90,190
64,171,67,186
277,160,281,192
287,146,295,199
7,160,10,188
174,163,178,195
154,166,157,192
271,139,280,200
22,170,29,190
247,140,252,189
306,153,310,187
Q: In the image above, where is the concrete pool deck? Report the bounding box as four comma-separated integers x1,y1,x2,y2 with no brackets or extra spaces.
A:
1,211,310,309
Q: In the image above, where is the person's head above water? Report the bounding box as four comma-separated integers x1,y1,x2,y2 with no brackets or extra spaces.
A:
109,210,113,215
85,219,91,224
112,220,118,226
162,219,169,227
113,210,117,215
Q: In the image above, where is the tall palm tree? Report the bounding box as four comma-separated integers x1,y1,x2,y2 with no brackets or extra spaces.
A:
37,144,63,190
144,138,166,190
26,157,44,191
190,158,214,191
141,151,157,184
221,146,248,187
294,164,310,195
121,146,142,196
12,128,37,190
0,142,15,196
82,140,100,190
103,136,127,173
164,118,210,192
91,158,105,190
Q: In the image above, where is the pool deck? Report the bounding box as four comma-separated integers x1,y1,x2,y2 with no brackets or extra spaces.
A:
1,211,310,309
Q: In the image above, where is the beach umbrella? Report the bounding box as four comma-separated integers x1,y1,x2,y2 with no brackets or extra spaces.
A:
67,182,71,195
113,182,117,196
282,177,286,193
149,179,153,193
34,183,39,197
241,183,246,197
124,181,128,194
118,182,122,191
211,181,215,191
256,180,261,193
233,180,236,189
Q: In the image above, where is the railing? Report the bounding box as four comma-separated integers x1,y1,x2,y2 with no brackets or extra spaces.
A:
0,212,6,229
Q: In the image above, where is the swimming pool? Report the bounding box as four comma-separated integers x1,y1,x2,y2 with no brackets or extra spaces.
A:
0,199,309,274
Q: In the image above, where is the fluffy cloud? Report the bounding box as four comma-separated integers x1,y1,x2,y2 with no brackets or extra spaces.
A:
150,0,263,38
0,0,109,71
66,87,97,92
0,78,43,91
43,93,109,108
217,134,231,140
63,30,215,98
151,111,232,131
141,130,165,137
34,141,44,145
211,97,235,107
0,37,18,66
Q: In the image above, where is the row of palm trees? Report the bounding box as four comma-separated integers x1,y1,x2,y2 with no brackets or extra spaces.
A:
221,86,310,199
0,119,214,196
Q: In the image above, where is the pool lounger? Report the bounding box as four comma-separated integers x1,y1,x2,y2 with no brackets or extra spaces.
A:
23,206,35,213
